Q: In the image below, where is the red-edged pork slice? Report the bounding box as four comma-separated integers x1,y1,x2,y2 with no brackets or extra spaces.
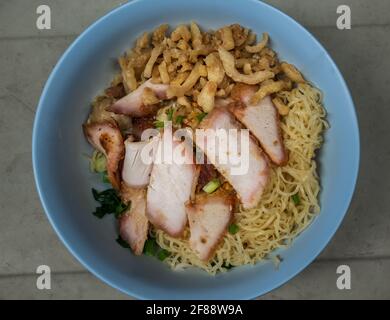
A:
197,108,269,209
230,84,288,165
186,193,233,261
119,184,149,255
146,135,197,237
83,121,124,190
109,79,169,117
122,137,159,188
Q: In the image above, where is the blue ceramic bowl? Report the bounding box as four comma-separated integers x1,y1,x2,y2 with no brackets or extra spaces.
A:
33,0,359,299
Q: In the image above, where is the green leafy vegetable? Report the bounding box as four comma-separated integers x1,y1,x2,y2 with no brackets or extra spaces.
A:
157,249,171,261
228,223,240,235
175,115,185,125
203,179,221,194
93,206,108,219
117,235,171,260
143,237,171,261
197,112,208,123
91,188,130,219
144,238,158,256
154,120,165,128
292,193,301,205
116,236,130,249
90,150,107,173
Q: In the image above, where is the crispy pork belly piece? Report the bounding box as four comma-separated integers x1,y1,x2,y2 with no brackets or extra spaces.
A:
119,184,149,255
197,108,269,209
122,137,159,188
146,136,197,237
186,193,233,261
108,79,169,117
83,121,124,190
230,84,288,165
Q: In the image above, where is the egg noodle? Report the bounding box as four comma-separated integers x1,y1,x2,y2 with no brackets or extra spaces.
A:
153,83,328,274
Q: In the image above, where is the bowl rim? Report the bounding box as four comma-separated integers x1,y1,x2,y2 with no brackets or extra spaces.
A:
32,0,360,299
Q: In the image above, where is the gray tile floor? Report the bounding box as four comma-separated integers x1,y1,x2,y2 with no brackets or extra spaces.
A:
0,0,389,299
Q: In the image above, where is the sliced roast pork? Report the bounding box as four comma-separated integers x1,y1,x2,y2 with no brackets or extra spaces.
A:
83,121,124,190
122,136,159,188
119,184,149,255
109,79,169,117
146,135,197,237
196,108,269,209
186,193,233,261
230,84,288,165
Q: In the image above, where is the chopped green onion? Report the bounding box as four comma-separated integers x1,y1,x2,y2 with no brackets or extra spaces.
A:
90,150,107,173
202,178,221,194
116,236,130,249
292,193,301,205
228,223,240,235
166,108,174,121
175,115,185,125
157,249,171,261
154,120,165,128
197,112,208,123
